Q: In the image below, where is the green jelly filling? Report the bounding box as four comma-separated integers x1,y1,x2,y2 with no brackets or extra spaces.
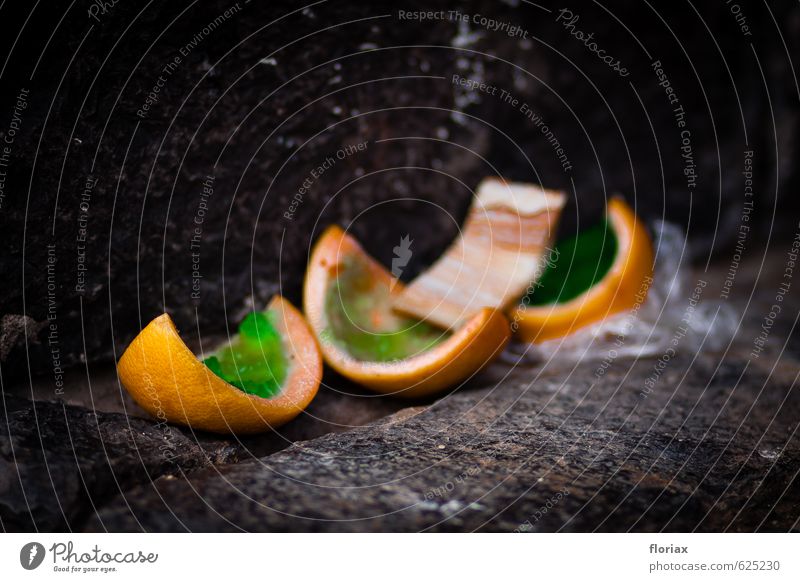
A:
202,311,287,398
325,257,448,362
527,219,618,306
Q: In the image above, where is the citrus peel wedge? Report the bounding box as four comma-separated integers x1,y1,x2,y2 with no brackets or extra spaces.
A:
304,225,510,398
117,296,322,434
513,196,655,343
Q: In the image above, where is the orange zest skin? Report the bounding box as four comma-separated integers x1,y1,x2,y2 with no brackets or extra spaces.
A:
512,197,655,343
304,225,511,398
117,296,322,434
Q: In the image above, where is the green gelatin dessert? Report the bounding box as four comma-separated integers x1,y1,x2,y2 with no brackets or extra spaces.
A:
324,256,447,362
528,219,618,306
203,311,287,398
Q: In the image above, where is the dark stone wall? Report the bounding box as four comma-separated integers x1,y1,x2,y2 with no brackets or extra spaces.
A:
0,0,797,379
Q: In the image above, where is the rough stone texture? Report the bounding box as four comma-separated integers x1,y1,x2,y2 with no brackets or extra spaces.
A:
0,394,244,531
74,251,800,532
1,0,799,534
3,248,799,532
0,366,408,531
1,0,798,377
82,343,800,532
0,315,45,361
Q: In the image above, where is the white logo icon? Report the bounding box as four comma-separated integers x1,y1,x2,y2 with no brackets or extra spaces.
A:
391,235,413,289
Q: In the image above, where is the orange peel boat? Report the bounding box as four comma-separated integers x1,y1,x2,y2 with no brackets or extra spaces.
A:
512,197,654,343
117,296,322,434
303,225,510,398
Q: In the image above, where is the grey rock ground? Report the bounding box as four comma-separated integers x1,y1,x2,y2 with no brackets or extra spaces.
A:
3,250,800,532
81,346,800,532
1,368,406,531
0,394,242,531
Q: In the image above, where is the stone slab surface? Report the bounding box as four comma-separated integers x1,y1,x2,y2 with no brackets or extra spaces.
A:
82,347,800,532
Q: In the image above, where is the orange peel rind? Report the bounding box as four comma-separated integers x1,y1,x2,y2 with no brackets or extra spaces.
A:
117,296,322,434
303,225,510,398
512,197,655,343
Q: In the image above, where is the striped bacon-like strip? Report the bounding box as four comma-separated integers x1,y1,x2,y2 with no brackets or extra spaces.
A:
392,178,566,330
